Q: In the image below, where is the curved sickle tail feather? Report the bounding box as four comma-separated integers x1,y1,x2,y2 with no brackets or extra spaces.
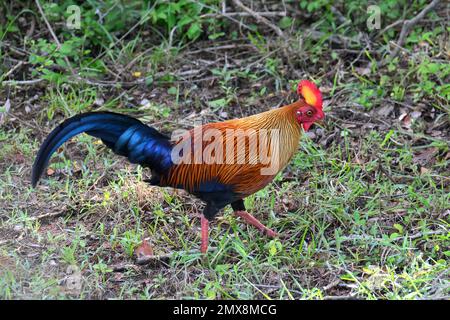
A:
31,112,173,187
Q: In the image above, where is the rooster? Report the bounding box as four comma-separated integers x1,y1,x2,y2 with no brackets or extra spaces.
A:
32,80,324,253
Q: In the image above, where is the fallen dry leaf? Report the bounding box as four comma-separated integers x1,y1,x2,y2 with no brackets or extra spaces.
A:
46,168,55,176
0,98,11,124
319,85,332,94
399,113,412,129
413,147,438,166
113,273,125,282
377,105,394,117
355,66,371,76
135,239,153,261
420,167,430,175
0,255,15,271
13,152,26,164
94,97,105,106
410,111,422,119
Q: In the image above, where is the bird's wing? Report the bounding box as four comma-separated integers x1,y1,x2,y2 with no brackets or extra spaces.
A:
159,120,277,197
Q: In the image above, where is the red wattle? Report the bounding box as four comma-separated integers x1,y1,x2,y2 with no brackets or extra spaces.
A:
302,122,313,131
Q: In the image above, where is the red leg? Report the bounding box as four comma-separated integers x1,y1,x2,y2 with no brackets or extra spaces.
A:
234,211,278,238
200,216,209,254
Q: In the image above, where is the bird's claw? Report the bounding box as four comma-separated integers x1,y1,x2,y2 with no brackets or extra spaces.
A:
234,210,278,239
263,228,278,238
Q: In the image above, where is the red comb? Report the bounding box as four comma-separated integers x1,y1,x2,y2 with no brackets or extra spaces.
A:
297,80,323,110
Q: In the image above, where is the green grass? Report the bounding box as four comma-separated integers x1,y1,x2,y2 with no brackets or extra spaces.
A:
0,0,449,300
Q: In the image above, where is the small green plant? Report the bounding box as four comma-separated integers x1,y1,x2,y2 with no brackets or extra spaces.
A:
61,244,78,265
23,1,223,82
119,230,142,257
93,260,113,282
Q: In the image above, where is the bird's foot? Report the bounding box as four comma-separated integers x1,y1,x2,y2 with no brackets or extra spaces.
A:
200,216,209,254
234,211,278,238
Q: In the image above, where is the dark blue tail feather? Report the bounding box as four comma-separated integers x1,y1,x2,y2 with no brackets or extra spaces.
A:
31,112,173,187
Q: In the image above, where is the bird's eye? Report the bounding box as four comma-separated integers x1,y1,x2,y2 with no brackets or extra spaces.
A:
306,110,313,117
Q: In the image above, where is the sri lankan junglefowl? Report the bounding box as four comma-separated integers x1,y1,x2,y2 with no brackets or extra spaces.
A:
32,80,325,253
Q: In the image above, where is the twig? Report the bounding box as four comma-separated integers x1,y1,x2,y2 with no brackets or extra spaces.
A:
328,230,448,245
112,247,217,271
1,78,45,86
34,0,60,48
246,47,282,69
1,42,28,57
25,14,36,38
1,61,25,80
111,264,138,272
197,1,253,33
323,279,341,291
389,0,441,59
377,158,396,183
232,0,285,38
306,29,360,46
1,76,137,88
1,65,220,87
0,239,11,246
29,206,69,221
201,11,286,18
34,0,76,76
382,98,416,110
323,295,358,300
136,247,217,265
123,47,155,72
378,19,405,36
187,44,256,55
408,230,448,240
330,6,349,25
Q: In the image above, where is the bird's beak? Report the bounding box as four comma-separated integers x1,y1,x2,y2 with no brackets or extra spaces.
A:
302,109,325,131
302,122,313,131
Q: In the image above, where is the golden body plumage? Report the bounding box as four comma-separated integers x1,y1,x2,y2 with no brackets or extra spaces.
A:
160,100,303,197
